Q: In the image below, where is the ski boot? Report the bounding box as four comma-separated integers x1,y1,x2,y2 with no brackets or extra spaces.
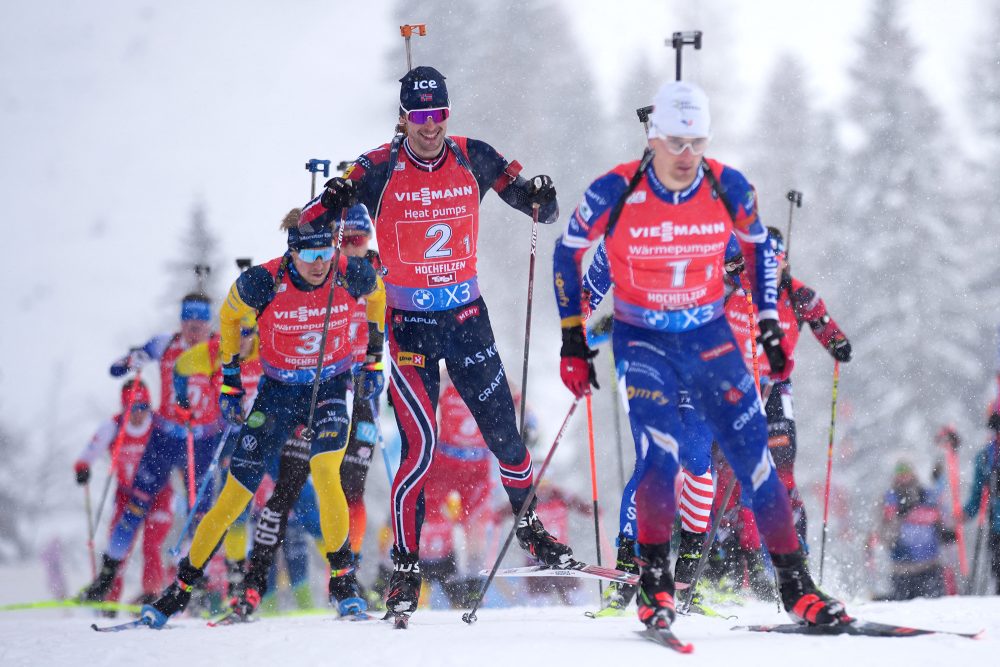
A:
384,547,421,618
228,587,262,621
636,542,676,630
771,550,849,626
673,529,704,608
515,503,574,567
80,555,122,602
140,557,204,629
328,548,367,617
599,537,637,612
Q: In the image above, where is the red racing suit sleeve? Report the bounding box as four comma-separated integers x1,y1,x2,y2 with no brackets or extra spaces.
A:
789,277,848,353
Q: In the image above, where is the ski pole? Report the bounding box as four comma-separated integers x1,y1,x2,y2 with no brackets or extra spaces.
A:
399,24,427,72
462,398,581,625
305,159,332,199
92,371,144,536
300,209,348,441
785,190,802,260
584,350,603,598
82,481,97,578
818,360,840,585
369,397,395,484
637,106,653,135
669,31,703,81
938,431,968,578
185,425,197,509
517,202,540,443
169,424,236,557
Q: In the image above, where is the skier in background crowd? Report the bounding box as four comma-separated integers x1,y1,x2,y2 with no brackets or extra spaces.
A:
81,293,222,603
74,380,172,606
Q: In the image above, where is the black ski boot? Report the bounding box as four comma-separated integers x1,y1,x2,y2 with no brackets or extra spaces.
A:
384,547,421,616
601,537,638,610
771,550,849,626
328,548,367,617
140,557,203,629
80,554,122,602
636,542,676,630
515,503,574,567
673,529,704,607
225,559,246,599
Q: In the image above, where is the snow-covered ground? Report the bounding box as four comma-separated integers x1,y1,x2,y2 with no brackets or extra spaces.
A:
0,564,995,667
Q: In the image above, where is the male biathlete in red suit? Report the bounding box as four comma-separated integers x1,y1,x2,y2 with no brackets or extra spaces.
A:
308,66,575,618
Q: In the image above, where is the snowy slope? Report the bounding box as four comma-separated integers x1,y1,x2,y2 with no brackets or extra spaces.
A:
1,596,994,666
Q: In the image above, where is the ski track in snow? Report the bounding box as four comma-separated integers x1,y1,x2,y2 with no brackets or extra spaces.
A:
0,597,995,666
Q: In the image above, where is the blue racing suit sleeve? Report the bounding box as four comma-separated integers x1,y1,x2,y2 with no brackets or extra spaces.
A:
552,171,628,326
109,333,174,377
583,239,612,311
718,166,778,319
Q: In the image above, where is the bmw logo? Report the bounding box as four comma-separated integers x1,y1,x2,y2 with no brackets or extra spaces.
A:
412,290,434,310
643,310,669,329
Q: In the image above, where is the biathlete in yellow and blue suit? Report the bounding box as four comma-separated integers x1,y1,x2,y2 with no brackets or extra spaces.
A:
140,204,378,626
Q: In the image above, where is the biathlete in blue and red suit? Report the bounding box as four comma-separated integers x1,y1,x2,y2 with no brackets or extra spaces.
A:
309,65,575,618
724,226,852,547
82,293,223,603
137,212,378,627
552,80,850,633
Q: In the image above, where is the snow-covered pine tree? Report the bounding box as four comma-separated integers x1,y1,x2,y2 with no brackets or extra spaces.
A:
964,0,1000,412
161,202,222,315
838,0,973,484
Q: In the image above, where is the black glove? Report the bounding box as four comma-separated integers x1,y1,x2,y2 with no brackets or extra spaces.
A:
74,461,90,486
829,336,852,362
321,177,358,211
757,319,786,375
559,325,600,397
525,175,556,208
724,251,745,277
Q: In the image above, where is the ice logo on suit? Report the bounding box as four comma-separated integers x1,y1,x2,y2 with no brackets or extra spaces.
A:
412,290,434,310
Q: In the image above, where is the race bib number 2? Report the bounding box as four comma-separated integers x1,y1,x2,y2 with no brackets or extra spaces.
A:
395,215,474,264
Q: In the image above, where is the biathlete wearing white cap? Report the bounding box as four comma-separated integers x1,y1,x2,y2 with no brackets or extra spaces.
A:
553,80,850,632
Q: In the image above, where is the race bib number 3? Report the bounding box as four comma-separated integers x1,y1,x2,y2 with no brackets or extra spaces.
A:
395,215,475,264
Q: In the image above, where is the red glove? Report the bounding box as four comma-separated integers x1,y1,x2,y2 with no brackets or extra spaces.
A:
74,461,90,485
560,358,595,398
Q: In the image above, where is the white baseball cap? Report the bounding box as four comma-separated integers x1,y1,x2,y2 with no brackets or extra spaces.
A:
649,81,711,138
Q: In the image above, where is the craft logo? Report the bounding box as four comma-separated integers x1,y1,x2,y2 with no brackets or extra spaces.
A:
626,190,647,204
397,351,426,368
